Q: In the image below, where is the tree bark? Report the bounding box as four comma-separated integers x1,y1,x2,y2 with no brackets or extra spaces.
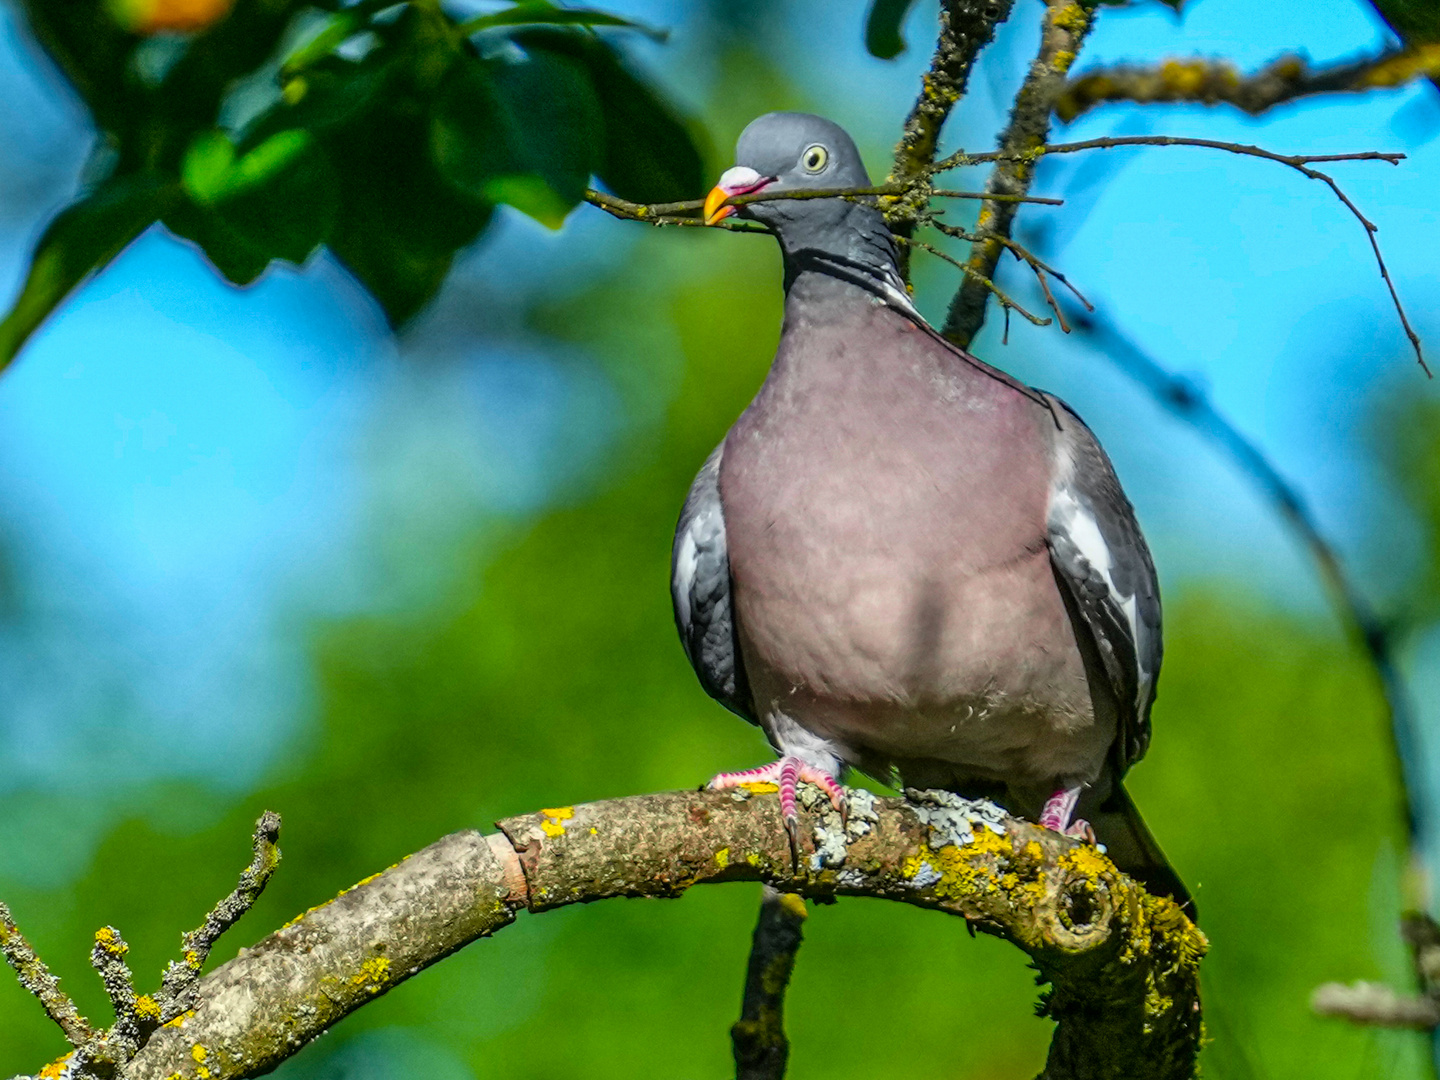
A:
83,789,1204,1080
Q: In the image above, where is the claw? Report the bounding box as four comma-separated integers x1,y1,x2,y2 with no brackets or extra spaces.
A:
707,756,846,872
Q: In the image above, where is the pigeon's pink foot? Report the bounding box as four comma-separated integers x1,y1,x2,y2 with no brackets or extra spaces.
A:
707,757,845,827
1040,785,1094,842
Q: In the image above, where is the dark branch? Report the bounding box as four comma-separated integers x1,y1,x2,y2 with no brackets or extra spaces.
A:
936,136,1427,374
731,888,807,1080
941,0,1099,348
887,0,1019,278
0,903,97,1048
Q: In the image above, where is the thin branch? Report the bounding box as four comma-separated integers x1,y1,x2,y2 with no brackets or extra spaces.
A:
937,136,1427,374
51,789,1207,1080
887,0,1020,278
930,218,1092,330
1056,43,1440,122
1064,302,1426,869
157,809,281,1019
897,236,1052,328
0,902,97,1048
1313,982,1440,1029
732,888,806,1080
942,0,1100,348
581,185,1062,230
2,813,282,1080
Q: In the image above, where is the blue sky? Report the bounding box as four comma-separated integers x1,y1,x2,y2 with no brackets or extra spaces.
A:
0,0,1436,808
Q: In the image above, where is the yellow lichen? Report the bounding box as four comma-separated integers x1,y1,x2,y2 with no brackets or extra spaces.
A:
39,1053,73,1079
1050,3,1090,33
351,955,392,991
1063,844,1112,880
714,847,730,869
135,994,162,1020
540,807,574,837
778,893,808,920
192,1044,208,1063
164,1009,196,1028
94,926,128,956
184,948,201,969
739,781,778,794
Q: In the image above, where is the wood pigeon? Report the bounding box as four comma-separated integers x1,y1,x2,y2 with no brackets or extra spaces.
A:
672,112,1190,912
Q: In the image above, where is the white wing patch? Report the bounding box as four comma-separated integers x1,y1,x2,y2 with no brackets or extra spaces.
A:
673,527,698,628
1049,483,1150,713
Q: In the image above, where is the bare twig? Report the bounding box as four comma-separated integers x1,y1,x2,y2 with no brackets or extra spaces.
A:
897,236,1052,328
157,810,282,1019
887,0,1019,278
582,185,1062,230
942,0,1099,348
1056,44,1440,122
938,136,1427,374
930,218,1092,329
1313,981,1440,1028
0,902,97,1048
731,888,807,1080
1,813,282,1080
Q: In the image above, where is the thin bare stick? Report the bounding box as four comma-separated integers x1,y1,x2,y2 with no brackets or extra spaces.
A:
898,236,1051,328
582,186,1063,230
0,901,97,1048
158,811,282,1017
938,136,1427,374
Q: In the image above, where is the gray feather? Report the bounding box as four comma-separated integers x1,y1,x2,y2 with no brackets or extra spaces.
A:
671,443,756,723
1044,394,1163,771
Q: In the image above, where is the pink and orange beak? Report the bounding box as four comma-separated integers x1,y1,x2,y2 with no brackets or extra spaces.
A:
703,166,774,225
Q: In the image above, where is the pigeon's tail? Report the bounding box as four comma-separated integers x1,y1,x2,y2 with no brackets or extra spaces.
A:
1089,782,1196,922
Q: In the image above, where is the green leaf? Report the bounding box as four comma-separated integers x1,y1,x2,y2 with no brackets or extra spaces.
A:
865,0,922,59
511,29,706,204
0,176,172,373
456,2,667,42
168,129,339,284
431,49,602,227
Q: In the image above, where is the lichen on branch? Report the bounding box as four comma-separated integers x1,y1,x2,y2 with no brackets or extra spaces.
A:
41,788,1211,1080
1056,43,1440,122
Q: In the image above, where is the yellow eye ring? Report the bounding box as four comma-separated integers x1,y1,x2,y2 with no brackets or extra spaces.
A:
801,144,828,172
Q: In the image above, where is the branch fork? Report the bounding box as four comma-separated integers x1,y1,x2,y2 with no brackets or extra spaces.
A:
1,812,281,1080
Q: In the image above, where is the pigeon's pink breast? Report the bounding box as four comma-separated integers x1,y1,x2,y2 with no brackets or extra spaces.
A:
719,297,1111,791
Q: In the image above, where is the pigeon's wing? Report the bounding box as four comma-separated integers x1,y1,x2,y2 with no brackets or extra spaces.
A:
1043,395,1162,773
672,443,757,724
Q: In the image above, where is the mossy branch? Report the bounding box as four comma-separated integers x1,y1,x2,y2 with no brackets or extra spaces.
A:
4,789,1207,1080
2,813,280,1080
886,0,1020,277
1056,43,1440,123
942,0,1100,349
732,888,807,1080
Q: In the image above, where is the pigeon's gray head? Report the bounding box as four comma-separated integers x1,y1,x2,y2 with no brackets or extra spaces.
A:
703,113,872,227
704,112,904,296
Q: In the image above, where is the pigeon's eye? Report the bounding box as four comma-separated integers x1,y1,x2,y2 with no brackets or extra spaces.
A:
801,144,829,172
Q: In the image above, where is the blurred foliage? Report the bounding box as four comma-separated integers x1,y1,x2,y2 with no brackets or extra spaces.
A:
0,215,1432,1078
0,0,706,356
0,2,1435,1078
